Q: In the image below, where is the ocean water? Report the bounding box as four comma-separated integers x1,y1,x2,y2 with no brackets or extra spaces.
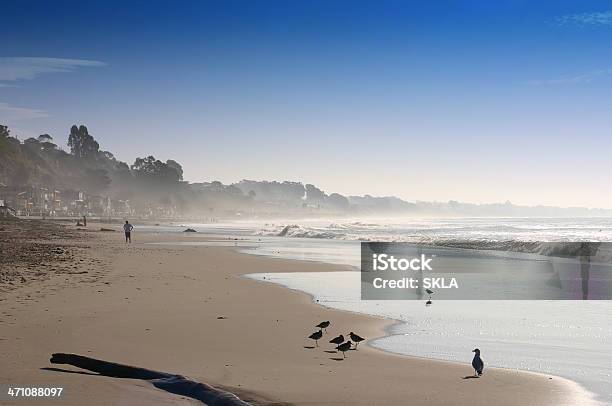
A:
161,217,612,404
254,217,612,243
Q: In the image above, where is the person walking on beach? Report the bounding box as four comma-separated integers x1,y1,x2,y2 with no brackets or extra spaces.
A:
124,220,134,243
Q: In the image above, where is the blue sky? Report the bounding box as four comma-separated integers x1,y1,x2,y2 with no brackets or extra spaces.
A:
1,1,612,207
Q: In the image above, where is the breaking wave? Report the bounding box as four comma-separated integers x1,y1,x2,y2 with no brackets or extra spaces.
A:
255,219,612,258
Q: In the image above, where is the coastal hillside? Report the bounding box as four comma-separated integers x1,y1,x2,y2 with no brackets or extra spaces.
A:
2,123,611,218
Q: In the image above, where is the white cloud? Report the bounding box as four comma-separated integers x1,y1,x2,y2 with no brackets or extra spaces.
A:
526,69,612,86
0,57,106,82
555,11,612,26
0,102,49,122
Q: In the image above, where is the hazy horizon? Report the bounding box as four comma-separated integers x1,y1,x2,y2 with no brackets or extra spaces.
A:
2,1,612,208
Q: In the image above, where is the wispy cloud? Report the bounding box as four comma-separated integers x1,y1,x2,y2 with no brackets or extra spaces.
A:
0,102,49,122
0,58,105,124
554,11,612,26
0,57,106,82
526,69,612,86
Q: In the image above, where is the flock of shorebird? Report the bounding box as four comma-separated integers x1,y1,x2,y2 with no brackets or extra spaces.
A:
307,320,485,375
304,292,485,376
307,320,365,358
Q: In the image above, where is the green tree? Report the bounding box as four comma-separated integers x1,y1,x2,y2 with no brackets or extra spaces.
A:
68,125,99,159
327,193,350,209
305,184,326,202
0,125,9,138
166,159,183,181
37,134,57,150
131,156,182,182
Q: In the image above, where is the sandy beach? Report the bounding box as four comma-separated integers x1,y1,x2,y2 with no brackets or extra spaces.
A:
0,221,595,405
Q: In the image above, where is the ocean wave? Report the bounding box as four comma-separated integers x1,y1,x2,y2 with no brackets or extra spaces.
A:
419,239,607,258
255,223,611,258
256,224,341,239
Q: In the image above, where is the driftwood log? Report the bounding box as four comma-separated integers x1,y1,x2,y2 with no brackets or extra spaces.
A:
50,353,251,405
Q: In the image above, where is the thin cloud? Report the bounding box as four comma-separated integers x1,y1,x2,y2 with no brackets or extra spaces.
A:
0,58,105,123
0,57,106,82
554,11,612,26
526,69,612,86
0,102,49,122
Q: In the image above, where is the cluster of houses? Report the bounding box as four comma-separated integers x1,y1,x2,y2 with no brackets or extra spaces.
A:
0,184,132,218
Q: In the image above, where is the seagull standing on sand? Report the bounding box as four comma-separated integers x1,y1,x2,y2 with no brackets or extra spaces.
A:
336,341,352,358
316,321,331,334
329,334,344,345
349,332,365,348
471,348,484,377
308,330,323,347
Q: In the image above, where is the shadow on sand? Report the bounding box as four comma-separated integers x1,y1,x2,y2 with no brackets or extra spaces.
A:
45,353,251,405
462,375,480,380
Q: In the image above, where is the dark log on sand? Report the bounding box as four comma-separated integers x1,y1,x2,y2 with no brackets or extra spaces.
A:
50,353,250,405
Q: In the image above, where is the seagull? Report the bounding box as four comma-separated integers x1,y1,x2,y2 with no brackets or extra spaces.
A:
308,330,323,347
426,288,434,300
336,341,352,358
329,334,344,345
471,348,484,377
316,320,331,333
349,332,365,348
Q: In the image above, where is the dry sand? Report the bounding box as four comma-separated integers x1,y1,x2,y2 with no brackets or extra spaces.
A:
0,223,596,405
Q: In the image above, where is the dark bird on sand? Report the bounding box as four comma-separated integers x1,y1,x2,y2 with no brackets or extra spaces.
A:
349,332,365,348
329,334,344,345
308,330,323,347
336,341,352,358
316,320,331,333
472,348,484,376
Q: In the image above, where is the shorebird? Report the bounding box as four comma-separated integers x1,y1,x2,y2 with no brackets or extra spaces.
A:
308,330,323,347
426,288,434,300
316,320,331,333
471,348,484,377
329,334,344,345
336,341,352,358
349,332,365,348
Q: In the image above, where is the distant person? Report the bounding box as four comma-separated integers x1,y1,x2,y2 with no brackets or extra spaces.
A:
124,220,134,243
